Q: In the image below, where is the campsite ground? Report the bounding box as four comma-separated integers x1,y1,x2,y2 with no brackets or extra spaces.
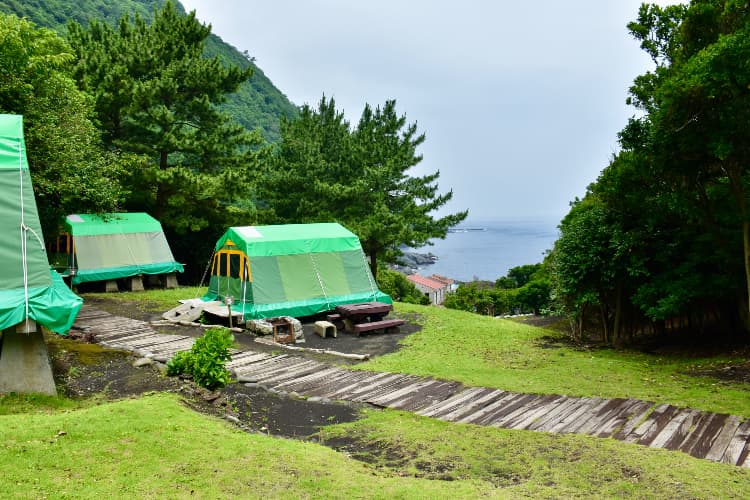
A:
8,293,750,497
50,294,422,438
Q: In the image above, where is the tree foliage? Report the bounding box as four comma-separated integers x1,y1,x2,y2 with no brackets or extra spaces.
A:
552,0,750,343
0,13,127,234
444,264,552,317
259,95,467,279
67,1,266,236
0,0,298,143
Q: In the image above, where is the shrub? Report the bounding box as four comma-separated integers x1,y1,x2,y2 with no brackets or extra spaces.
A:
166,328,234,390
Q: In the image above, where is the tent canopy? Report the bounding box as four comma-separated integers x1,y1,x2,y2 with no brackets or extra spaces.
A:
0,114,81,333
64,212,184,285
204,223,391,319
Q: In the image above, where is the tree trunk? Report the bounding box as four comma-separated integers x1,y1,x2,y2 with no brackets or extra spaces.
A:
728,167,750,334
613,281,623,347
368,242,378,281
599,304,609,344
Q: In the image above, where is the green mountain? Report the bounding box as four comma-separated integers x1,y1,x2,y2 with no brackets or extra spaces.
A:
0,0,298,142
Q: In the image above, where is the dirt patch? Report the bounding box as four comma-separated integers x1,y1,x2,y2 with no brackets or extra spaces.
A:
687,360,750,385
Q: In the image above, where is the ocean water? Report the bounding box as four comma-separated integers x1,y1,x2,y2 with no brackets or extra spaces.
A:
411,217,560,282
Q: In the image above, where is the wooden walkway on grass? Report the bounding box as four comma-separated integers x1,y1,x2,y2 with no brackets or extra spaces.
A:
71,305,750,467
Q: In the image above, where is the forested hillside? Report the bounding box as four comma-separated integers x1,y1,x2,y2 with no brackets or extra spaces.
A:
0,0,297,141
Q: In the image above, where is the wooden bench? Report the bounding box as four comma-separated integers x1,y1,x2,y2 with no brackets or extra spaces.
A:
326,313,342,322
352,319,404,336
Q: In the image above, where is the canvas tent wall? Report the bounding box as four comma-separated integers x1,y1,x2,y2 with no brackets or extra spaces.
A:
0,114,81,334
60,213,184,285
203,223,391,319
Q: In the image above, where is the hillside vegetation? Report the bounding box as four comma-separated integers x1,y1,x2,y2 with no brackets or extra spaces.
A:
0,0,297,141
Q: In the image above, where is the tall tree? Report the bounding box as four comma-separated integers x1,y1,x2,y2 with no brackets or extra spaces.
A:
67,0,264,235
0,13,127,235
261,96,467,279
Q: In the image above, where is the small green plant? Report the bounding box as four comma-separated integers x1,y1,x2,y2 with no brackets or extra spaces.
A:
167,328,234,390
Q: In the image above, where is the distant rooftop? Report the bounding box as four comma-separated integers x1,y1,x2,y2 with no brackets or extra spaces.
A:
407,274,447,291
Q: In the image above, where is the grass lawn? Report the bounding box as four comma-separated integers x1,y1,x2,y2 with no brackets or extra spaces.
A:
0,394,496,499
360,304,750,417
2,394,747,499
81,286,208,313
3,291,749,497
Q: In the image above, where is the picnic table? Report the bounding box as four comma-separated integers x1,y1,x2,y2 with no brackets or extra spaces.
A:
332,302,404,336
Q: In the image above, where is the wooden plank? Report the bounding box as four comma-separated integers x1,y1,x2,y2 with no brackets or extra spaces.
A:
596,399,649,438
320,372,393,399
249,361,312,383
573,398,627,435
421,388,501,420
686,413,729,458
485,394,549,428
659,409,701,451
674,411,714,453
328,373,404,400
704,415,742,462
258,361,326,385
252,360,327,387
508,395,567,430
648,409,697,449
310,370,384,399
113,333,183,348
341,374,409,401
459,393,528,425
623,404,670,444
141,339,195,355
561,398,614,434
389,380,463,412
638,405,682,446
523,397,579,432
491,394,555,429
417,387,489,418
367,379,438,407
547,397,603,434
454,391,519,424
721,420,750,465
356,376,424,404
227,352,273,369
234,356,291,375
303,371,370,398
611,401,656,441
274,367,346,392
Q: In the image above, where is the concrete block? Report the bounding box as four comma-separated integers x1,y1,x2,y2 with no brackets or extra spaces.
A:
130,276,144,291
105,280,119,292
314,320,337,338
165,273,179,289
0,325,57,396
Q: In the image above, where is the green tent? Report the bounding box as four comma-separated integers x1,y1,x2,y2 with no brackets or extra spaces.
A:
203,223,391,319
0,114,82,334
62,212,184,285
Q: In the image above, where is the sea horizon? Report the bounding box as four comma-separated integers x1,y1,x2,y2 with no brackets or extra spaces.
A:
410,215,560,283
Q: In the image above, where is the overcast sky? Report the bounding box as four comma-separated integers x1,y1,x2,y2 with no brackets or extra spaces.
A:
180,0,680,222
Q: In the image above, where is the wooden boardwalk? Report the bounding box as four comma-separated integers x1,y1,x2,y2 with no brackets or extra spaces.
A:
71,305,750,467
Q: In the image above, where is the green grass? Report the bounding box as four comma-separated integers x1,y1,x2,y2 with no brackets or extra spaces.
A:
3,394,745,498
363,304,750,417
318,408,750,499
81,286,207,313
0,394,492,499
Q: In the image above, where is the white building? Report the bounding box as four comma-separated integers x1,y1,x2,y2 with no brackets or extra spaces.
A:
407,274,450,305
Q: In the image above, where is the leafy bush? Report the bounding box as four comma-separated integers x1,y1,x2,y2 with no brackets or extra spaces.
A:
166,328,234,390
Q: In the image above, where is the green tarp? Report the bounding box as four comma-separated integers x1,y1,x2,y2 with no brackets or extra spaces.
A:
0,114,82,333
204,223,391,319
64,212,184,285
